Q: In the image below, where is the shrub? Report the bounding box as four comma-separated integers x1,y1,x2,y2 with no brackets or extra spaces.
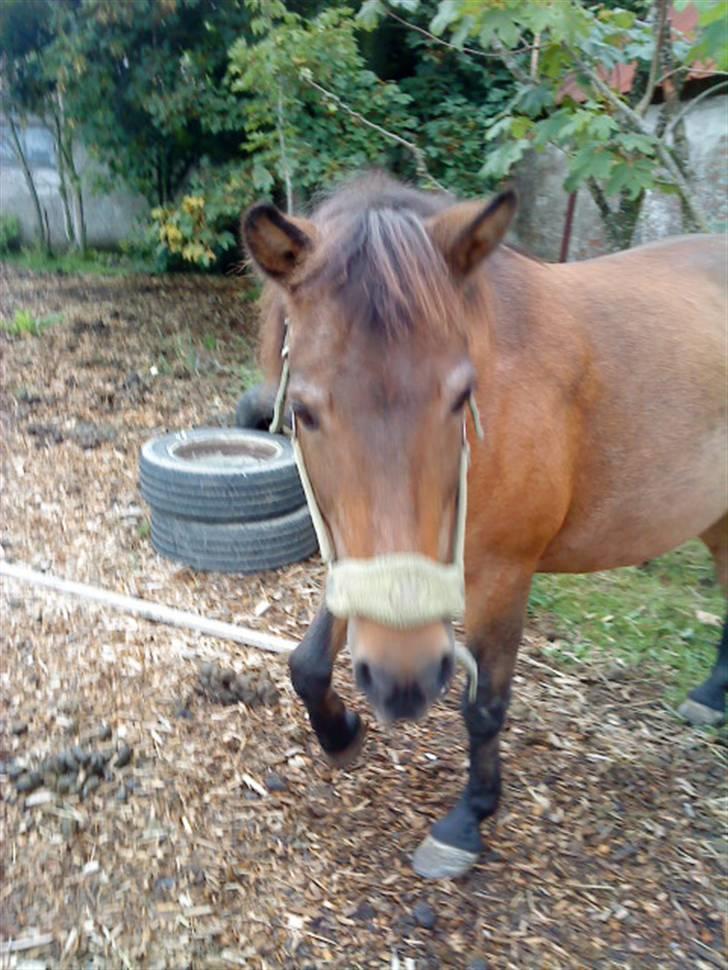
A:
0,214,22,255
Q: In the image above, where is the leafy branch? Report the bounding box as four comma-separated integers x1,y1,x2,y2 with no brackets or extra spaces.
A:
299,69,445,191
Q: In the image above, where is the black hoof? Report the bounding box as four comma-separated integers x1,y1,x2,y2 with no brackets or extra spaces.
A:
321,711,367,769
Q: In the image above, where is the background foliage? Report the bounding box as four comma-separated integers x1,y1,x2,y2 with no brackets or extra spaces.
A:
1,0,725,265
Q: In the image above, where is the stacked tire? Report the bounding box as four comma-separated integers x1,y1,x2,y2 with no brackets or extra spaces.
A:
139,428,318,573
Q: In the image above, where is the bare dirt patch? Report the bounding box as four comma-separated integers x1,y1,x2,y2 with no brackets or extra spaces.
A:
1,267,725,969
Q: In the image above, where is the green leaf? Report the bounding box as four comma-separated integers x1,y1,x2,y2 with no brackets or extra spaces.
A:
699,0,728,27
515,84,555,118
252,162,274,193
604,158,655,199
356,0,386,29
617,132,655,155
480,139,529,180
510,115,534,139
431,0,460,37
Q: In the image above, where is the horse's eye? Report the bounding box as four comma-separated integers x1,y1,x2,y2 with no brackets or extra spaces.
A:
292,401,319,431
451,386,473,415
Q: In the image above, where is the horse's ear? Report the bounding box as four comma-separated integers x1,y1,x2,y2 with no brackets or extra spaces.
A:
428,190,517,277
242,204,316,284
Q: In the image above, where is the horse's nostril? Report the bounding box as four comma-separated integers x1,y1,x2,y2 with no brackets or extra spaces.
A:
355,661,372,691
438,654,454,690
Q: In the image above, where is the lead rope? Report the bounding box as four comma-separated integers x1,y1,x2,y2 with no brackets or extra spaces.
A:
269,317,483,703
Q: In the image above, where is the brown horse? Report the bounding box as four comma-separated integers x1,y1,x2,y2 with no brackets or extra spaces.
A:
243,173,727,879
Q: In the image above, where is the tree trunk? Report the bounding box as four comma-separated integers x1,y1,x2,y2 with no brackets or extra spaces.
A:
72,183,87,256
6,114,51,254
586,179,644,251
50,110,76,246
55,91,87,254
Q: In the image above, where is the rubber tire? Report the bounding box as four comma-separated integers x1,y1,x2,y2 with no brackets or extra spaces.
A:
150,505,318,573
235,384,276,431
139,428,304,523
235,383,292,433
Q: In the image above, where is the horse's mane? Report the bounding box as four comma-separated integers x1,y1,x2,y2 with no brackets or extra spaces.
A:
256,172,528,380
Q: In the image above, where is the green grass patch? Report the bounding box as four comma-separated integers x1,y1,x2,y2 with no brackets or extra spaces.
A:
1,247,155,276
1,308,64,337
529,541,724,705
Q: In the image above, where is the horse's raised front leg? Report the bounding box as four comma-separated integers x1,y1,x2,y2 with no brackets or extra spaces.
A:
413,570,532,879
289,606,367,768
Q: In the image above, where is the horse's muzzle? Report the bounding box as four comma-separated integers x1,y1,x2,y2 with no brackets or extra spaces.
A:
348,620,455,723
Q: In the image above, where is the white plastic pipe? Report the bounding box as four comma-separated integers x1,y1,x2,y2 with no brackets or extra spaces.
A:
0,560,297,655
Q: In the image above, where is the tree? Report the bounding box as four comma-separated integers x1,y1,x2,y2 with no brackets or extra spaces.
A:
0,0,55,253
0,0,91,253
228,0,419,205
151,0,420,268
48,0,254,208
360,0,727,249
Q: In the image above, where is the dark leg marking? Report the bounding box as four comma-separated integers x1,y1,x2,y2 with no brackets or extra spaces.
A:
289,607,366,766
680,616,727,726
413,675,508,878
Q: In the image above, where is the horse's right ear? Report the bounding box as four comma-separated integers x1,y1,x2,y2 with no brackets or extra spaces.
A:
242,204,316,284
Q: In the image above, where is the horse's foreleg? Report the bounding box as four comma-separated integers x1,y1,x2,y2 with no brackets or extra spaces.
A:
413,569,532,879
289,606,367,767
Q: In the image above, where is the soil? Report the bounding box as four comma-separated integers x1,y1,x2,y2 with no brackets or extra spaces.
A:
0,266,726,969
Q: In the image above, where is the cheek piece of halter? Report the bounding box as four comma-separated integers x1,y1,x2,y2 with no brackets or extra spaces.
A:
270,320,485,701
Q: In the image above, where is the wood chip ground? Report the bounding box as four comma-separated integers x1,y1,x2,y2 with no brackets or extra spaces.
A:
0,266,725,969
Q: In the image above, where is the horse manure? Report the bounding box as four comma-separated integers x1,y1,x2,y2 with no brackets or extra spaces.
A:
7,762,26,781
72,746,91,766
81,775,101,800
114,744,133,769
264,772,287,793
15,771,43,794
196,661,280,708
412,901,437,930
56,773,78,795
352,901,376,922
88,753,107,776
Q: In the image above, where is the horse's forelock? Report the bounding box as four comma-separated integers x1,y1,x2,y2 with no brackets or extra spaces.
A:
297,194,462,341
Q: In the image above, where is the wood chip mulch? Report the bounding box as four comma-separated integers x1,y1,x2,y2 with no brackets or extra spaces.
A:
0,265,726,969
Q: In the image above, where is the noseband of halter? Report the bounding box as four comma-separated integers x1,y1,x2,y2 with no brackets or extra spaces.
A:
270,320,483,697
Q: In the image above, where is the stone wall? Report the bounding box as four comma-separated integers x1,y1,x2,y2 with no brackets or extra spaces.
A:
0,121,148,249
511,94,727,261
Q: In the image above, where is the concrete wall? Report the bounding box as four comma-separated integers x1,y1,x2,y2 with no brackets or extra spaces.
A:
0,120,148,249
511,94,727,261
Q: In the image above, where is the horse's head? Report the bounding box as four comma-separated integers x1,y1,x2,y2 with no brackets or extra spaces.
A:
243,179,515,723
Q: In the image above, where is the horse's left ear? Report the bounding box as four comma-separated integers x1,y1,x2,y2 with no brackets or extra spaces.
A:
427,190,517,277
242,204,317,284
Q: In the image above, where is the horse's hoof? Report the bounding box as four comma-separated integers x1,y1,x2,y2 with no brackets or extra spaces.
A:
412,835,479,880
678,698,725,727
323,718,368,769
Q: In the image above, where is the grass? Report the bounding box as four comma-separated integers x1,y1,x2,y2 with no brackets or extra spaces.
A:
1,247,155,276
529,540,724,707
0,308,64,337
